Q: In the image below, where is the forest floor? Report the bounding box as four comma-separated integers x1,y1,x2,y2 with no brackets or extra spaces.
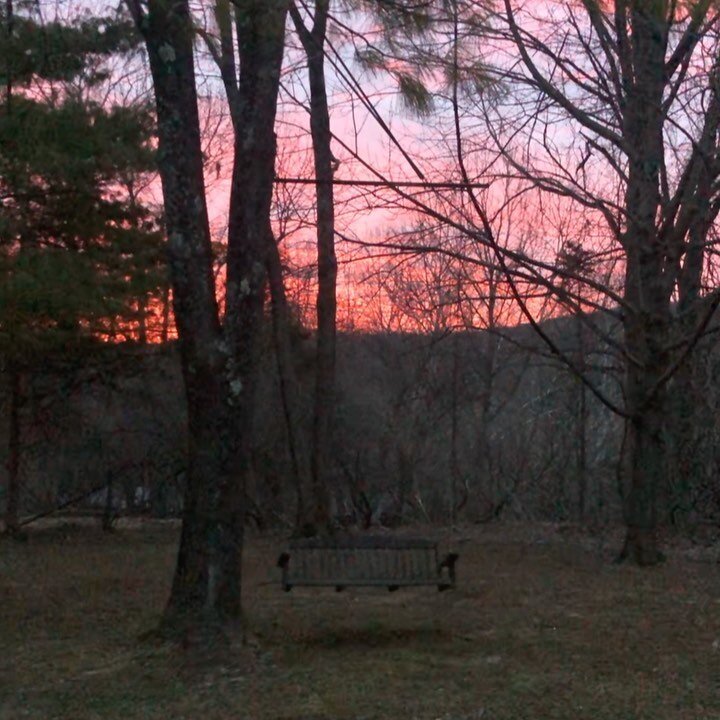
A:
2,519,720,720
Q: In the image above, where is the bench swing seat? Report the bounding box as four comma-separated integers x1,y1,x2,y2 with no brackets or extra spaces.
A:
277,535,458,592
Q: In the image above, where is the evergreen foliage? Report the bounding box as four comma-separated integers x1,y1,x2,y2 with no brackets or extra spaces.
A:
0,3,165,363
351,0,490,116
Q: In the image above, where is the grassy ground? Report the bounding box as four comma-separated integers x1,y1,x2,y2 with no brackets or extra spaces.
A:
2,520,720,720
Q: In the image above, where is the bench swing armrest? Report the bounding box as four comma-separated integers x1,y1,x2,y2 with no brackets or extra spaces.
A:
438,552,459,589
277,552,292,591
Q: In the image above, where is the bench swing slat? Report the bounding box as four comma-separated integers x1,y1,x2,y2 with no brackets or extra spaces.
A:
277,536,458,592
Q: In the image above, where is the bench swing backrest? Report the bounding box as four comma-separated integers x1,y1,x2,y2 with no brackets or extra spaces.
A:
277,535,458,592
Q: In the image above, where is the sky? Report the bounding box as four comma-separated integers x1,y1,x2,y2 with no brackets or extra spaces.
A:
31,0,719,338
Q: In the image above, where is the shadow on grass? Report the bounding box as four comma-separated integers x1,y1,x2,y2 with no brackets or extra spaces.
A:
294,623,447,650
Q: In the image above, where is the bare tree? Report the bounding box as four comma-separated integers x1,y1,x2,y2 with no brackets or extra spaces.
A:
126,0,288,637
311,0,720,561
289,0,338,534
467,0,720,563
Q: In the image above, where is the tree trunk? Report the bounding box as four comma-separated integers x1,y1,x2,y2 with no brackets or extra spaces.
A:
619,390,666,565
160,284,170,343
266,236,311,530
616,7,671,565
291,0,337,534
665,141,714,524
619,254,670,565
5,0,13,109
575,317,588,522
128,0,241,637
138,297,148,345
130,0,289,634
216,0,289,618
449,334,460,525
4,369,21,536
4,0,21,538
101,470,116,533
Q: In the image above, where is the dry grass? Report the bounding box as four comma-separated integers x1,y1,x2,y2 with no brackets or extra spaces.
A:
2,520,720,719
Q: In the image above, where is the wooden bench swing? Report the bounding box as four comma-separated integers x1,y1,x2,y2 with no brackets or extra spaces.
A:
277,535,458,592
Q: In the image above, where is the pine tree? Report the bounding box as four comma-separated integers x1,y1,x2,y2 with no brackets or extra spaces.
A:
0,2,165,534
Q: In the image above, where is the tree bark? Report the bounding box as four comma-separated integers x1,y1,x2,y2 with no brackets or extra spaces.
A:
617,5,671,564
218,0,289,617
129,0,289,634
5,0,13,109
266,236,311,530
665,123,715,523
291,0,337,534
4,369,21,536
101,470,116,533
575,316,588,522
3,0,20,539
127,0,238,637
160,284,170,343
449,334,460,525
